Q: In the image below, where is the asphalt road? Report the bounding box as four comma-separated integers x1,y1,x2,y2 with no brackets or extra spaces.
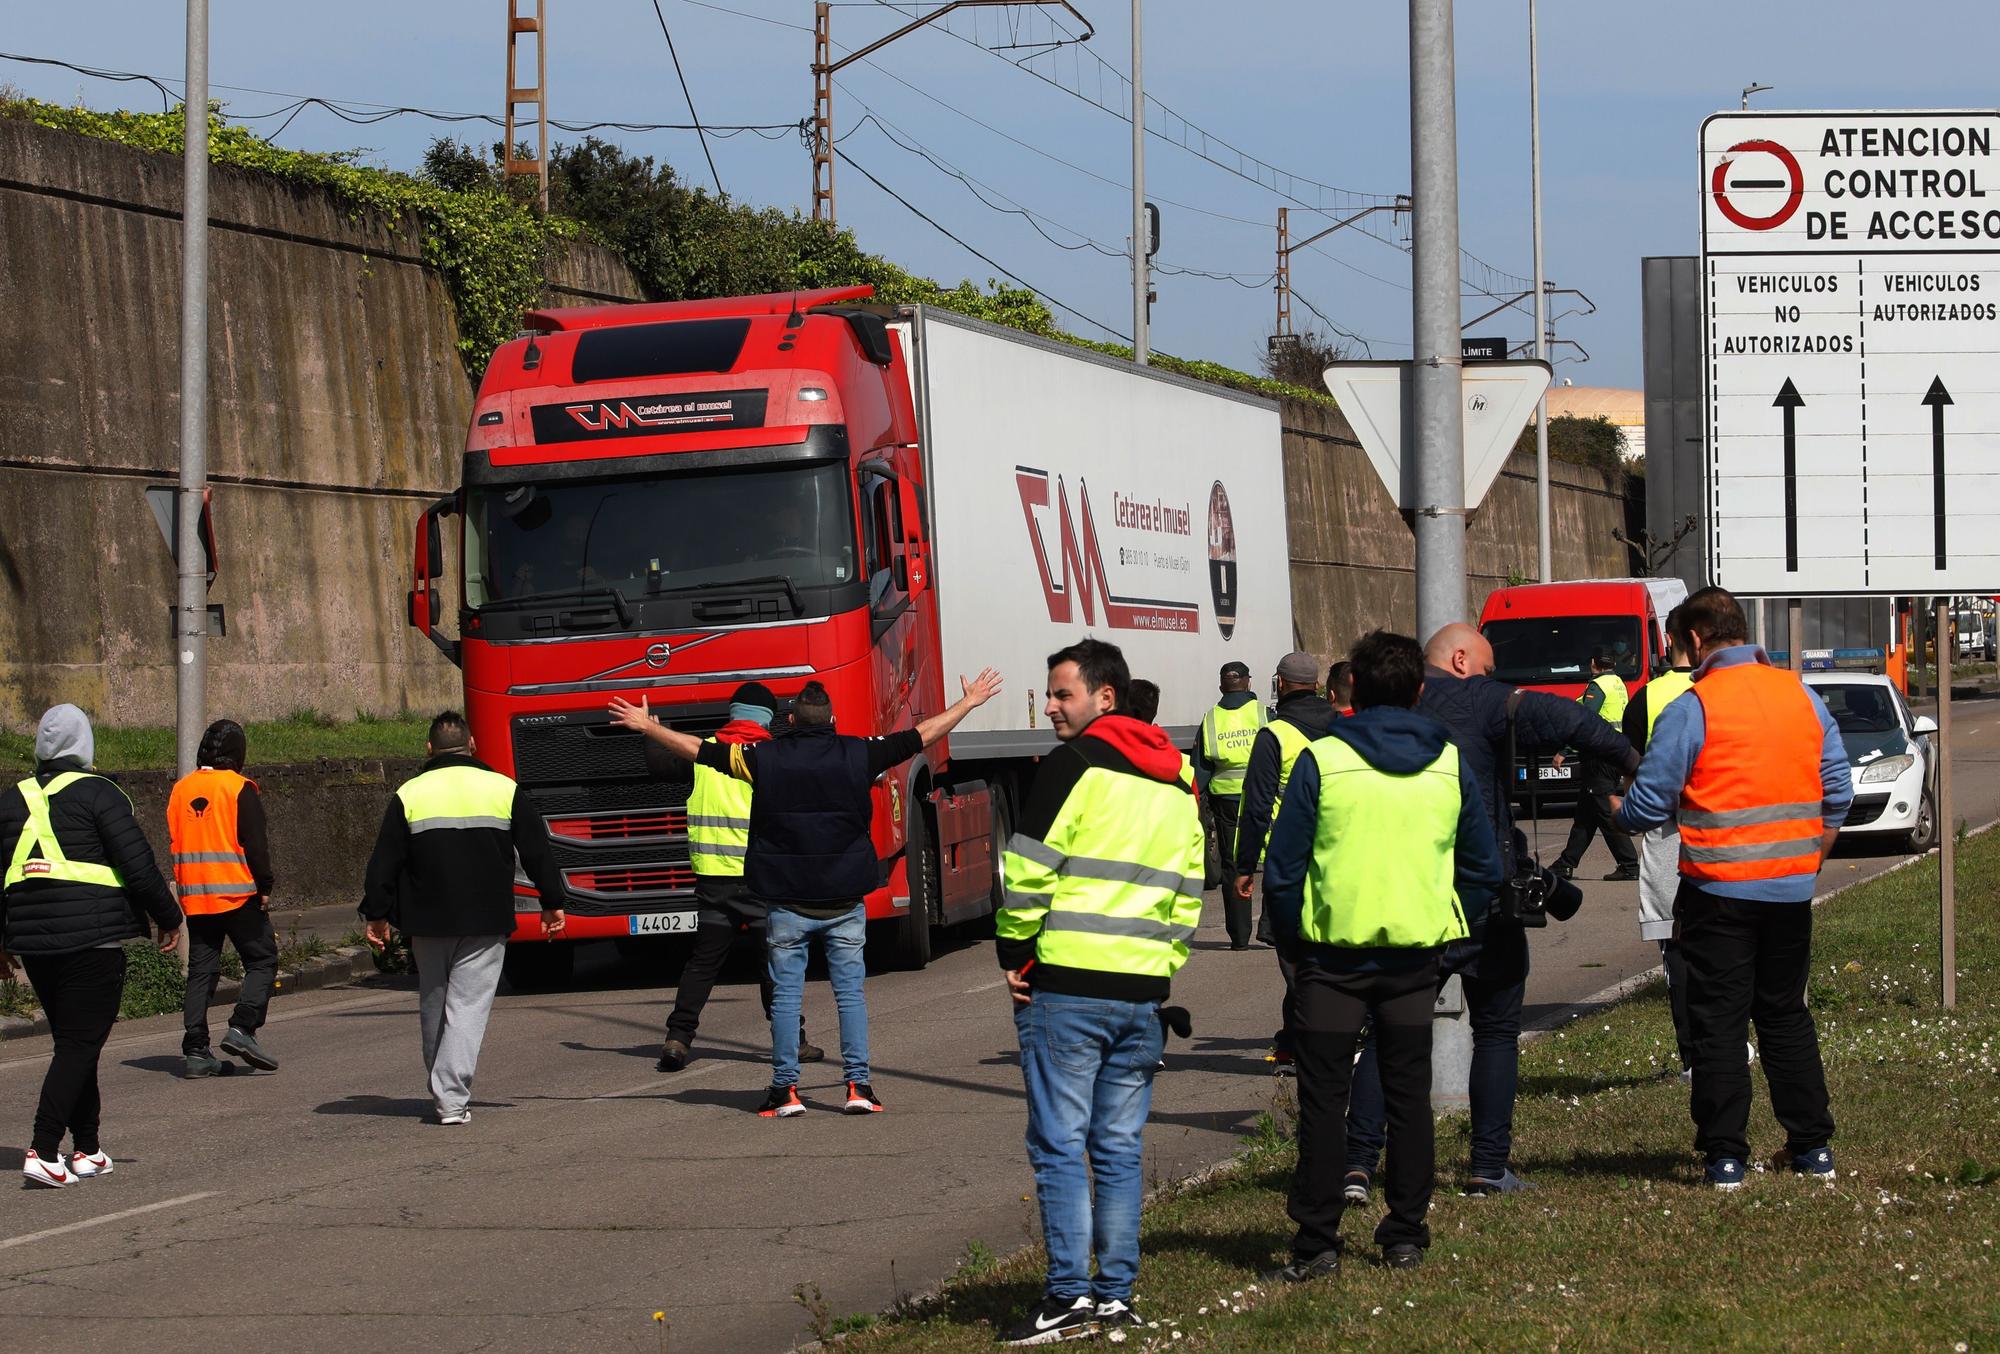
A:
3,697,1996,1353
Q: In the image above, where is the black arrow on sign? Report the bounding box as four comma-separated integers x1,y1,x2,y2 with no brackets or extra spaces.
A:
1774,377,1804,572
1923,376,1953,570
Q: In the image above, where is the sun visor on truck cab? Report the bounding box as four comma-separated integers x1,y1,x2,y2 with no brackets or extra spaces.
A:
808,306,895,366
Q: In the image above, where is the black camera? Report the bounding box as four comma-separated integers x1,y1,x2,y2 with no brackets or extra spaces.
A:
1501,867,1552,928
1500,863,1583,927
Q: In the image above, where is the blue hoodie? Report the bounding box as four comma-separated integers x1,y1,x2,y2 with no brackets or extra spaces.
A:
1262,705,1502,972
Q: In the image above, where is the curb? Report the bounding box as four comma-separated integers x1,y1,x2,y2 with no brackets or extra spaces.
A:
0,944,378,1044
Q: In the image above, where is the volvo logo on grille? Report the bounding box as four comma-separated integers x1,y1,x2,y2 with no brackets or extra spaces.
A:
645,642,673,669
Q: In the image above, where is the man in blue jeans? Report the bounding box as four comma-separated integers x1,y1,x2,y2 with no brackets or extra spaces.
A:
996,639,1205,1344
612,669,1000,1116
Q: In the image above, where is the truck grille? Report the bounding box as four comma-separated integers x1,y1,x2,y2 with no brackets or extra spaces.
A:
511,704,729,914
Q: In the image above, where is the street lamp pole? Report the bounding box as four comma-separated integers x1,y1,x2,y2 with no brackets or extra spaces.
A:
1131,0,1148,364
176,0,210,777
1529,0,1552,582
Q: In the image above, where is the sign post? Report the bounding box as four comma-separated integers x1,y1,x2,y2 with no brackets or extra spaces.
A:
1702,110,2000,1006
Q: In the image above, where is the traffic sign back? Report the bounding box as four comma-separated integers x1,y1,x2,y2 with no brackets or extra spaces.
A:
1323,360,1553,512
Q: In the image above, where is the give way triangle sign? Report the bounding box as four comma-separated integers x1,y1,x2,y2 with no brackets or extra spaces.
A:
1322,360,1553,512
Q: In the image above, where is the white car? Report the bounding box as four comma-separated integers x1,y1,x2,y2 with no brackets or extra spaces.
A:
1804,671,1939,853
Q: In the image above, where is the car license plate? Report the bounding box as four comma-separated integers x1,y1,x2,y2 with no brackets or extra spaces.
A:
1539,765,1571,782
627,911,698,936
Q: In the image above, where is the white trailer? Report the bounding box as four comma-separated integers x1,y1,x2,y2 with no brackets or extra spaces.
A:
894,306,1295,751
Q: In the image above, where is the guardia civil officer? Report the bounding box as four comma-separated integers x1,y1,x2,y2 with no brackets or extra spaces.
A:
1228,651,1335,1070
1194,660,1267,947
361,711,566,1125
1262,631,1500,1275
1613,587,1850,1188
1,705,181,1187
1554,647,1641,881
995,638,1204,1342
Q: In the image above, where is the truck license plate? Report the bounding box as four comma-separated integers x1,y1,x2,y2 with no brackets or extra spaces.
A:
627,911,698,936
1518,764,1573,783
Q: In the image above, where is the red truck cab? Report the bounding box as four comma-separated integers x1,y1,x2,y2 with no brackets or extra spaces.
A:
408,286,959,984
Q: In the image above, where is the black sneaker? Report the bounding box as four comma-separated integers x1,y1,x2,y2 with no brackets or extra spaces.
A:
221,1026,278,1071
1094,1297,1145,1329
1382,1243,1424,1270
657,1039,690,1073
1603,866,1641,882
1265,1249,1341,1283
1549,861,1577,880
998,1294,1099,1345
843,1081,884,1114
799,1037,826,1064
1342,1170,1371,1204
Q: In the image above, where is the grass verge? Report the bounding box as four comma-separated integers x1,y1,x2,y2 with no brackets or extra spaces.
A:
845,836,2000,1352
0,709,431,773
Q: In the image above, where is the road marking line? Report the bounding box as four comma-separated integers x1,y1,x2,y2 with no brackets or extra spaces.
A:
0,1191,217,1252
959,979,1007,994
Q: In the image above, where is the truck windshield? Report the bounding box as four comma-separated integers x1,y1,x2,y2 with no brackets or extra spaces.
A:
1484,615,1644,685
465,461,856,611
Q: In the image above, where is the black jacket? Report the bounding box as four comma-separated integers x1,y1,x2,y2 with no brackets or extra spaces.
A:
1418,667,1639,983
1232,689,1337,879
696,725,921,915
0,760,182,956
360,753,562,938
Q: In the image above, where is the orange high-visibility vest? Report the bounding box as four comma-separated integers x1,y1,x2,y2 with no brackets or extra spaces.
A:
1678,663,1827,885
166,768,259,914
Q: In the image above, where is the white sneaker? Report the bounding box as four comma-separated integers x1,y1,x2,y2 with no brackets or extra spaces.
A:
22,1150,74,1188
437,1109,471,1126
69,1150,113,1179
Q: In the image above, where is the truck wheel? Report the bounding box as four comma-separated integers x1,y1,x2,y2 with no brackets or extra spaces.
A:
1905,791,1939,854
886,807,937,971
502,941,574,992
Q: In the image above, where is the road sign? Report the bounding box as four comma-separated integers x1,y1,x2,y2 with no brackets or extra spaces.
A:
144,484,217,589
1323,360,1553,512
1702,110,2000,595
1461,336,1508,362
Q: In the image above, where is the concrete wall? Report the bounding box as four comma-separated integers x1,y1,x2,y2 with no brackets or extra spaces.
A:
0,118,641,731
1280,396,1637,660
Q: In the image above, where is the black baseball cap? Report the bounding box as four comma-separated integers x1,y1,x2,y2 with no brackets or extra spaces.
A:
1219,661,1251,680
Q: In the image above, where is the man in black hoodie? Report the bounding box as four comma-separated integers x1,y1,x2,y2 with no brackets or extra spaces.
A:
1,704,181,1186
1262,632,1501,1275
1230,650,1336,1071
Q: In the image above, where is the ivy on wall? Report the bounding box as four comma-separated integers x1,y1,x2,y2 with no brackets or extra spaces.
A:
3,97,1326,404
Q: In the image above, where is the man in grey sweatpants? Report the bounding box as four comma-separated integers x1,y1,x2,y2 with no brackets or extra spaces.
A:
361,712,565,1124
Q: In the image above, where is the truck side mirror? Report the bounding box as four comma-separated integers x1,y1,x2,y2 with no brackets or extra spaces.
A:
410,495,461,665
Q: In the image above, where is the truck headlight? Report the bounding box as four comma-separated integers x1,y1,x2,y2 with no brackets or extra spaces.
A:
1859,754,1914,784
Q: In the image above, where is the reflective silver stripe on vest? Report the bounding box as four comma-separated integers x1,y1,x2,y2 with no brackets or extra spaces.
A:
407,815,512,834
687,814,752,830
1005,834,1066,870
172,851,249,865
1678,800,1823,830
1059,854,1205,900
177,881,258,895
1043,910,1197,943
1002,888,1053,912
688,842,749,858
1680,835,1824,864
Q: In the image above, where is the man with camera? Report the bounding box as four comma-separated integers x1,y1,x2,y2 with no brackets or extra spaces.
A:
1343,623,1638,1198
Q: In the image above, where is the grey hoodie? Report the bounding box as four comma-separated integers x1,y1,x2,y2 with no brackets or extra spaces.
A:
33,704,94,768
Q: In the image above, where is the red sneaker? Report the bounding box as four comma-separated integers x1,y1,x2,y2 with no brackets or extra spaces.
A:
757,1085,806,1118
843,1081,884,1114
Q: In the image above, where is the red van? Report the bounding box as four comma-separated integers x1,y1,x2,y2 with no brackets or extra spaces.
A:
1477,577,1689,793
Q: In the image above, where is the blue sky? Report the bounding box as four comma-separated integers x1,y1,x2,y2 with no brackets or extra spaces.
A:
7,1,1997,388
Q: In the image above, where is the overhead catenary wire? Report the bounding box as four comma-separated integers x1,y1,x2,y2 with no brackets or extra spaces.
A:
0,51,802,139
650,0,725,195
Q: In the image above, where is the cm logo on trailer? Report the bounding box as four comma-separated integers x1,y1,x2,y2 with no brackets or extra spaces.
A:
1712,138,1805,232
1014,468,1202,634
